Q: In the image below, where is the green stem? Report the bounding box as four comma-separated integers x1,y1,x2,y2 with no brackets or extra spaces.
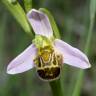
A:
72,0,95,96
49,79,63,96
72,70,84,96
72,16,94,96
39,8,64,96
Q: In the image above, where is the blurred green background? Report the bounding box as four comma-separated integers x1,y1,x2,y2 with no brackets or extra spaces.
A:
0,0,96,96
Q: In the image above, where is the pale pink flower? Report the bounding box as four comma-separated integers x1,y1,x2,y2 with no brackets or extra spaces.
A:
7,9,91,78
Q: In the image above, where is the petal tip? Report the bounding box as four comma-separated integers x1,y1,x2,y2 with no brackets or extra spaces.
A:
6,70,12,74
27,9,41,18
6,65,14,74
81,62,91,69
7,69,13,75
87,63,91,68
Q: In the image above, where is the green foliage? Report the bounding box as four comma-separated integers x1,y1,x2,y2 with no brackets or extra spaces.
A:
0,0,96,96
72,0,96,96
1,0,34,38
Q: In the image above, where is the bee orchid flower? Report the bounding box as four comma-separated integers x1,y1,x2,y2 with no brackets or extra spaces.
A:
7,9,91,81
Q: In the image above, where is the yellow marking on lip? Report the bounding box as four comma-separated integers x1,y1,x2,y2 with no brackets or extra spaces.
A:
34,45,63,81
41,51,51,62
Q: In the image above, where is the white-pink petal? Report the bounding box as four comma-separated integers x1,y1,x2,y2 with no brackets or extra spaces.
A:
7,44,37,74
54,39,91,69
27,9,53,38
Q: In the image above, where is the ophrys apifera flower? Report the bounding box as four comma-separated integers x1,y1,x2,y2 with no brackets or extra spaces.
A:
7,9,91,81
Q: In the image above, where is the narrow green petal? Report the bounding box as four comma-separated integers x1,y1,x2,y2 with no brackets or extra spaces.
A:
24,0,32,12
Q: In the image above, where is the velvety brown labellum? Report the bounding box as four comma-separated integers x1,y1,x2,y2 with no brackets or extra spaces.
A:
37,67,60,80
34,46,63,81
